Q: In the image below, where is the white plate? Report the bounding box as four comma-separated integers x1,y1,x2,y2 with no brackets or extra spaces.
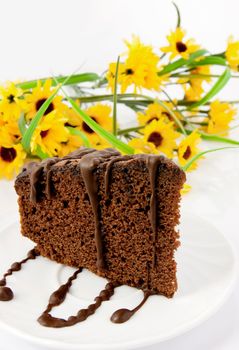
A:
0,214,237,350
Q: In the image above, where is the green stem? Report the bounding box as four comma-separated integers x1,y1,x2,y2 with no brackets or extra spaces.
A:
182,146,239,172
17,73,100,90
118,125,144,135
199,132,239,145
178,99,239,106
172,73,239,79
113,56,120,136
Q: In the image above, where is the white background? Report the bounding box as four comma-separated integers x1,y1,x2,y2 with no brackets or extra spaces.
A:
1,0,239,349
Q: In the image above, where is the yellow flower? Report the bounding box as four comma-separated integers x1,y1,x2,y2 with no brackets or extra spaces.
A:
142,119,179,158
180,183,191,195
30,111,69,156
128,137,158,154
177,130,201,171
64,108,82,127
161,27,200,60
91,137,111,150
137,103,164,125
25,79,67,120
107,36,162,93
0,125,14,146
58,134,83,157
106,62,126,93
181,65,211,101
0,120,21,144
225,36,239,71
0,143,26,179
0,82,26,120
138,101,181,126
207,100,236,135
81,104,113,142
184,79,204,101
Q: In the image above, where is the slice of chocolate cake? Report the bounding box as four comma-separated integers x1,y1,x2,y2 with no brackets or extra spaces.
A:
15,148,185,298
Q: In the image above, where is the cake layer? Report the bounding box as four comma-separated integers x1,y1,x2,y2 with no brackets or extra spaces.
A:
15,148,185,297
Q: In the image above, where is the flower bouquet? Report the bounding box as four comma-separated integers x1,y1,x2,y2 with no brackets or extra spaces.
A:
1,3,239,185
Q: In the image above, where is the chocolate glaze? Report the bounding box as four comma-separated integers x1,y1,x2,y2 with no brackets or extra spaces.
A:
0,248,39,301
38,268,119,328
29,148,96,203
110,290,152,324
104,155,133,197
145,155,161,268
79,149,120,271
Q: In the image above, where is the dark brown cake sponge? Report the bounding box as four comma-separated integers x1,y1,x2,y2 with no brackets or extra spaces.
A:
15,149,186,297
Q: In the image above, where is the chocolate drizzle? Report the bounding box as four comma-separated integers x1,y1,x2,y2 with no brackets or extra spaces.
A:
38,268,119,328
104,155,133,197
110,290,152,324
0,248,39,301
145,155,161,267
78,149,120,271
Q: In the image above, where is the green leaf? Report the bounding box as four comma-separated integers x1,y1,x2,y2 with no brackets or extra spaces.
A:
17,73,100,90
158,49,208,76
21,74,74,153
113,56,120,136
66,98,134,155
154,98,186,133
18,113,27,136
182,146,239,172
189,55,226,67
199,132,239,145
21,89,60,153
59,90,134,155
67,127,91,148
189,68,231,109
173,2,181,27
35,145,49,160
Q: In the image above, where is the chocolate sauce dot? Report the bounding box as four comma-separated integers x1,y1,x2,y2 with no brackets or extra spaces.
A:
0,279,6,287
11,262,21,271
0,286,14,301
110,308,133,323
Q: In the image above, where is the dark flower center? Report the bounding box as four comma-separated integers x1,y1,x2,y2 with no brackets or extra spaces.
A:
147,132,163,147
35,98,54,115
183,146,191,160
125,68,134,75
162,111,173,121
7,94,15,104
40,130,49,138
146,116,159,125
176,41,187,53
0,146,17,162
82,117,97,134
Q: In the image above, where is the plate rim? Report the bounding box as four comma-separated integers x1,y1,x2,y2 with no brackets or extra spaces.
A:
0,215,238,350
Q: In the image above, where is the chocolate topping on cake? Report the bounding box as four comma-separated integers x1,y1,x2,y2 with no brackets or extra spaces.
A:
15,146,186,321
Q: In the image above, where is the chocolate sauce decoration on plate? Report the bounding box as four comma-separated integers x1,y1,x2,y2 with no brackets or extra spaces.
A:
38,268,120,328
110,291,152,324
0,248,39,301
